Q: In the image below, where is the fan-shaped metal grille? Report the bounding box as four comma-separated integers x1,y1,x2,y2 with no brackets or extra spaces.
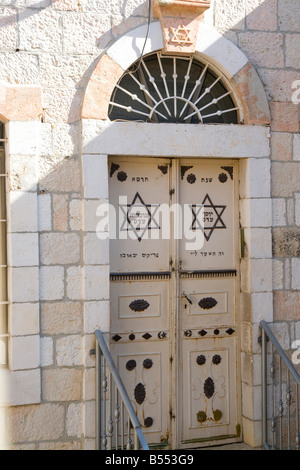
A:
108,52,239,124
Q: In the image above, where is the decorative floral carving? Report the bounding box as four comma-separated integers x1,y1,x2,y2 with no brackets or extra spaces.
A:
212,354,222,365
196,355,206,366
197,410,207,423
218,172,228,183
213,409,222,421
126,359,136,371
204,377,215,399
117,171,127,182
129,299,150,312
187,173,196,184
143,358,153,369
134,383,146,405
144,417,153,428
198,297,218,309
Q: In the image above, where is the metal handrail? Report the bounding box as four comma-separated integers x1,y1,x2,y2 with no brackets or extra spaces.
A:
260,320,300,450
95,329,149,450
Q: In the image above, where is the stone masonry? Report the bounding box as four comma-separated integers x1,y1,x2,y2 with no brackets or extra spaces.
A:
0,0,299,450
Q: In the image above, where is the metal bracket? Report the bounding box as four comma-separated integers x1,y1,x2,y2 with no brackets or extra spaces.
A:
258,334,269,345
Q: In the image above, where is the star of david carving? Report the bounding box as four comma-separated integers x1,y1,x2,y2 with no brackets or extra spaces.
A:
190,194,227,241
169,24,193,47
119,192,160,242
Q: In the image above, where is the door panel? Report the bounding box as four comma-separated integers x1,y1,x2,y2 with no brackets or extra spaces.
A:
181,278,235,330
179,160,236,271
109,157,170,273
179,159,239,447
109,157,172,447
111,340,170,445
181,337,237,442
111,280,169,334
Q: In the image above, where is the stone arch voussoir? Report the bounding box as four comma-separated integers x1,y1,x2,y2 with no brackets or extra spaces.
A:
0,82,42,122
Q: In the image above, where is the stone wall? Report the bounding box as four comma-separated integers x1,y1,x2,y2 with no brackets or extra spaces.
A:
214,0,300,445
220,1,300,351
0,0,299,450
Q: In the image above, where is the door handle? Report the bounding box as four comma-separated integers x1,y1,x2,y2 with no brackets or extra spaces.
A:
182,291,193,305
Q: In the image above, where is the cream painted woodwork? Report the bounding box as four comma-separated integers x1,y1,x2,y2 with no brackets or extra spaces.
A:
109,156,240,449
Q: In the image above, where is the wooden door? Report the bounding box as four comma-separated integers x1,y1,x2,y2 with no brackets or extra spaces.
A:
109,157,172,447
109,157,240,449
178,160,240,447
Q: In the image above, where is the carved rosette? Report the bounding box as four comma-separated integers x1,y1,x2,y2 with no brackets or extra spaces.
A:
153,0,211,54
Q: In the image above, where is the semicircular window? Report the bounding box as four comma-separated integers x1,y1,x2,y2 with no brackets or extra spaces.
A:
108,52,239,124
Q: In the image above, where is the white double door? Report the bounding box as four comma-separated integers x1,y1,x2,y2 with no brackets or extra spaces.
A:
109,156,240,449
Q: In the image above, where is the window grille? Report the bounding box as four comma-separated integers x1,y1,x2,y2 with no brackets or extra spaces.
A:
109,52,239,124
0,123,8,367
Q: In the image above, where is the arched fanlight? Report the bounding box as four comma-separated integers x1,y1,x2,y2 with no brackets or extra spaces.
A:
108,52,239,124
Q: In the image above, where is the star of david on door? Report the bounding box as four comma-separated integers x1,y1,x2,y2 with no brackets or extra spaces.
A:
119,192,160,242
119,192,226,242
191,194,226,241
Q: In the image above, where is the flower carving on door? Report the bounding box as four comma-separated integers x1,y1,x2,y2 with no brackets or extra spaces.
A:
125,355,160,429
192,352,226,423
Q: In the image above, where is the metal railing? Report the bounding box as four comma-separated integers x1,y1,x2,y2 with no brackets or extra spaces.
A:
95,329,149,450
260,320,300,450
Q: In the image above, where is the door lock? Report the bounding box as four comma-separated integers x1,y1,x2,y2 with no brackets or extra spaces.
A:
182,291,193,305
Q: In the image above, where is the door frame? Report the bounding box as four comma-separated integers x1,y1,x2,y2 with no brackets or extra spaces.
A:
82,128,272,447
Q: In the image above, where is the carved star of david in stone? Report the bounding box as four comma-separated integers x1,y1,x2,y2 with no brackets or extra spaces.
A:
169,24,193,47
190,194,227,241
119,192,160,242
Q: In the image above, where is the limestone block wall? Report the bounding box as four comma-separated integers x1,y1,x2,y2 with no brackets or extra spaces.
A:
213,0,300,446
0,0,298,450
215,0,300,447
